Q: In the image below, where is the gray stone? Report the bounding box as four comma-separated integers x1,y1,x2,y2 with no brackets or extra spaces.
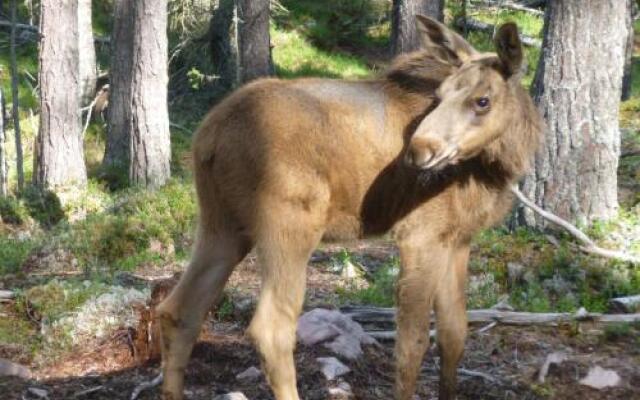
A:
316,357,350,380
213,392,249,400
236,366,262,381
297,309,376,360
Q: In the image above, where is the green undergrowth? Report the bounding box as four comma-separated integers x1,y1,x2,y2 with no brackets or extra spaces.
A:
337,256,399,307
334,225,640,313
272,27,373,79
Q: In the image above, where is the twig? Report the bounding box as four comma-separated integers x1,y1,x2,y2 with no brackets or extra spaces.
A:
72,386,104,398
130,373,163,400
510,185,640,264
458,367,502,383
475,321,497,334
81,97,97,137
169,122,191,134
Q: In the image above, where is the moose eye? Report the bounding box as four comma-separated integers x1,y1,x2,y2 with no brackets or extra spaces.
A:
475,96,490,109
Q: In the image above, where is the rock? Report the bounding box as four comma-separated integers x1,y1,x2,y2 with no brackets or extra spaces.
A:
324,333,365,360
0,290,14,299
328,380,353,399
213,392,248,400
506,262,524,284
579,366,621,389
0,358,31,379
316,357,350,380
236,366,262,381
537,352,568,383
297,309,376,360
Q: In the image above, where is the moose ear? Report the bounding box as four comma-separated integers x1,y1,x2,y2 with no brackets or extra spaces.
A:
494,23,523,77
415,15,477,64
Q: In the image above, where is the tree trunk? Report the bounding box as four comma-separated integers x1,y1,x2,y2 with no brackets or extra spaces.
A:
519,0,629,228
78,0,97,105
209,0,272,88
621,0,636,101
237,0,272,82
392,0,445,54
9,0,24,192
34,0,87,189
103,0,171,188
208,0,241,88
0,88,7,197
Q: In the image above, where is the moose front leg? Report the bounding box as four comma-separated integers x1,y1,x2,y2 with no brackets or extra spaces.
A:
434,245,470,400
395,235,452,400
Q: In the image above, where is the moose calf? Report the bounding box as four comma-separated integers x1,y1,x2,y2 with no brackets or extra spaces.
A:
157,16,542,400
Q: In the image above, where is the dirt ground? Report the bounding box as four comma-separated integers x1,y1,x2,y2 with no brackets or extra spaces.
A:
1,242,639,400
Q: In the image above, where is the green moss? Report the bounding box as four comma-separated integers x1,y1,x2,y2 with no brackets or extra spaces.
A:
18,279,110,323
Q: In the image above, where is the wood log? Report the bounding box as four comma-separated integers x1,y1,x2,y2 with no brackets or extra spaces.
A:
609,295,640,313
0,290,14,300
342,306,640,327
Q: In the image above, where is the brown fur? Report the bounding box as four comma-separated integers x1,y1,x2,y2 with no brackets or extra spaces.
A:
156,17,542,400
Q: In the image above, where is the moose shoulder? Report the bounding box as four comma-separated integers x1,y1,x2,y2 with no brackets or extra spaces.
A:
157,16,543,400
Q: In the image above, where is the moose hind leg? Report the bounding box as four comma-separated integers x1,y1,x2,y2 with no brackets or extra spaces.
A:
434,245,469,400
156,230,250,400
247,217,323,400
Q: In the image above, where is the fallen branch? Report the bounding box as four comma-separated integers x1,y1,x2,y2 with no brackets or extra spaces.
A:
621,149,640,158
502,1,544,15
130,373,163,400
342,306,640,327
510,185,640,265
472,0,544,14
455,18,541,48
0,19,38,33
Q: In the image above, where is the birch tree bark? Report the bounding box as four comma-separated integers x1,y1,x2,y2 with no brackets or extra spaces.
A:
103,0,171,188
34,0,87,188
519,0,630,227
392,0,445,54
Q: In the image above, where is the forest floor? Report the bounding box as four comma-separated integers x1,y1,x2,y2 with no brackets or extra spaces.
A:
1,243,640,400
